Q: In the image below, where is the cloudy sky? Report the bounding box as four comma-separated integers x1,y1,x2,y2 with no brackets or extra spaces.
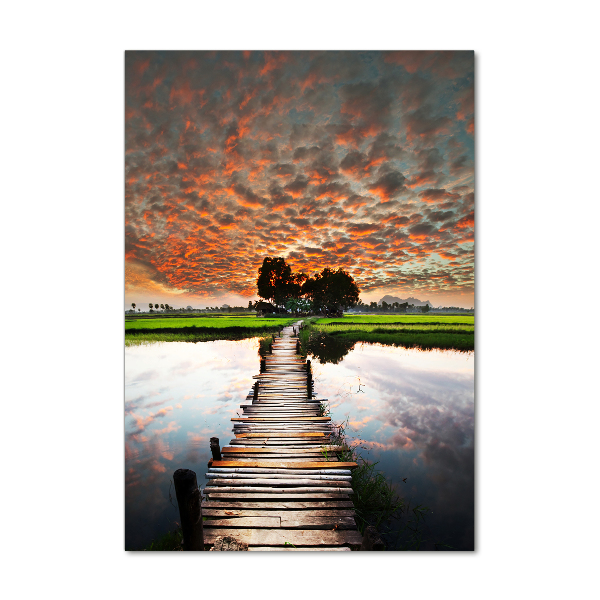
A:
125,51,474,309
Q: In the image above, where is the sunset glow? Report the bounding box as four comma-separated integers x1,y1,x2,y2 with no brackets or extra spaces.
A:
125,51,474,308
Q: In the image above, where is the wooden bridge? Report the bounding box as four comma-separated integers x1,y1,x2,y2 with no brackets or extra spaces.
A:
200,321,363,550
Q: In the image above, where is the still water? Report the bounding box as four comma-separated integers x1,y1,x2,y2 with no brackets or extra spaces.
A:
125,339,474,550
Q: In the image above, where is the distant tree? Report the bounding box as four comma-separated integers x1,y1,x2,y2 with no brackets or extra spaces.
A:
257,257,301,306
138,308,140,312
149,303,153,312
155,303,159,310
248,300,253,310
160,304,165,311
132,303,136,311
302,267,359,315
421,304,430,313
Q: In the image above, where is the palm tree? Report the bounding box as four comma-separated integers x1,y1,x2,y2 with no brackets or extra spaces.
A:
149,303,153,312
154,303,159,310
132,302,136,311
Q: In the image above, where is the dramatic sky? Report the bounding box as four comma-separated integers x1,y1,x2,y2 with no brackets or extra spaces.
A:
125,51,474,309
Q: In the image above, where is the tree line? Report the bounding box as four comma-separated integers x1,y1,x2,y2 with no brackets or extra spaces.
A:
256,256,359,316
128,303,173,313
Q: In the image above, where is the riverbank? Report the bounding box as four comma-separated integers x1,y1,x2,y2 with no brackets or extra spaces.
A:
301,315,474,355
125,315,298,345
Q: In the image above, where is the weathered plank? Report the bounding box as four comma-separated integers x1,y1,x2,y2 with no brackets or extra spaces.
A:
206,473,352,481
280,516,357,529
203,517,281,528
234,432,327,438
249,547,351,551
203,528,362,547
222,446,346,453
202,509,356,518
206,478,352,487
204,486,353,494
201,501,355,509
209,462,357,470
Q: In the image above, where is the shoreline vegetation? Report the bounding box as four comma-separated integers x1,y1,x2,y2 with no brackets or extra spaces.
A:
125,313,474,351
125,315,298,346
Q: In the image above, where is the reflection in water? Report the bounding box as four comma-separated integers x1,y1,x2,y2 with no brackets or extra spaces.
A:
305,332,356,364
310,343,474,550
124,338,261,549
125,339,474,550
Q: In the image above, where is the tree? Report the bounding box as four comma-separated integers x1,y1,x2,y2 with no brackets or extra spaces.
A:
149,303,153,312
421,304,430,313
285,297,313,313
160,304,165,311
132,303,136,311
256,257,300,306
154,303,159,310
302,267,359,315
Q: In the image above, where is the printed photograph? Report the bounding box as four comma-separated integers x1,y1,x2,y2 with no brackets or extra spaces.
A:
125,50,474,551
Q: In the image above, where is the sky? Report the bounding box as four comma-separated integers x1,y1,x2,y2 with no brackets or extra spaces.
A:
125,51,474,309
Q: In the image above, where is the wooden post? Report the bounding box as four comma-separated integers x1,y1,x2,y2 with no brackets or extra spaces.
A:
210,437,221,461
260,358,265,373
173,469,204,551
272,334,276,342
253,381,259,401
360,525,385,550
269,342,273,353
296,340,300,354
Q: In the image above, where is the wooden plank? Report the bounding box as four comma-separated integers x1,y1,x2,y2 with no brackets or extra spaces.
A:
203,517,280,528
231,415,331,423
249,547,351,551
204,486,353,494
217,456,339,461
203,528,362,547
234,432,326,438
202,501,355,509
209,468,351,476
206,478,352,487
280,516,357,529
202,509,355,518
210,461,357,469
206,474,352,482
222,446,346,453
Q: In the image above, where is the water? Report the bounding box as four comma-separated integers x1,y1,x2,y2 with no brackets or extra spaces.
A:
125,338,474,550
310,343,474,550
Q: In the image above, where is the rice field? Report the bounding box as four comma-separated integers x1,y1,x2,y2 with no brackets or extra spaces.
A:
125,316,295,331
306,314,474,352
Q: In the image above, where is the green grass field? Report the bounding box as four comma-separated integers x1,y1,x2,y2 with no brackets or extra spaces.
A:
125,314,297,345
125,316,295,331
302,314,474,353
319,314,474,325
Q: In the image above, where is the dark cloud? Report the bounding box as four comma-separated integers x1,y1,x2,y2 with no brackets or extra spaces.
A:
125,51,474,305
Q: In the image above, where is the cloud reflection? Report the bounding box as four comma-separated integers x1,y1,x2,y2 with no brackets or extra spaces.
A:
314,345,474,549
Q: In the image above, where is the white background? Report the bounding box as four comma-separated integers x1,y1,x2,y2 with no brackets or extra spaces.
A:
2,1,598,598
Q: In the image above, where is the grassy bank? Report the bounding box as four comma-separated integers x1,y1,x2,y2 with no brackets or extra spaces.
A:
125,315,297,345
300,315,474,355
326,419,432,550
